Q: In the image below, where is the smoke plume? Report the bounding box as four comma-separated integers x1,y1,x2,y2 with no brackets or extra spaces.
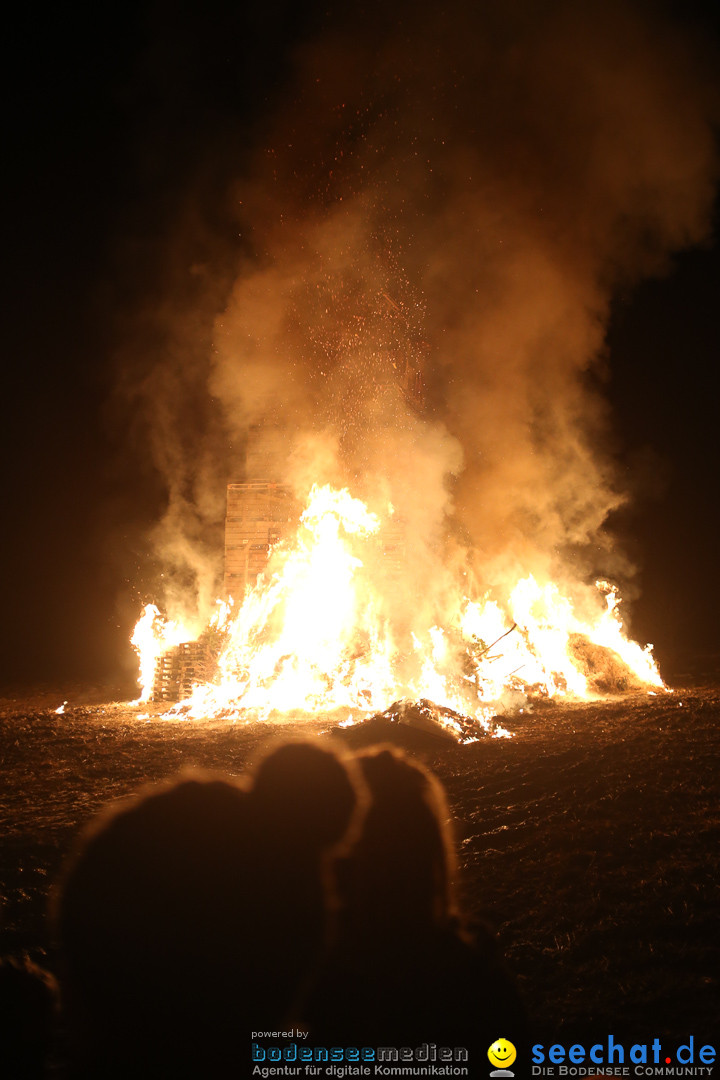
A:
136,0,719,627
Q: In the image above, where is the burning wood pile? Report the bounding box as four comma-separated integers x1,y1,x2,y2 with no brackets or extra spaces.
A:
132,483,666,734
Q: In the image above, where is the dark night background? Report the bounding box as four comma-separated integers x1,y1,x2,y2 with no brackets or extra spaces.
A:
2,0,719,693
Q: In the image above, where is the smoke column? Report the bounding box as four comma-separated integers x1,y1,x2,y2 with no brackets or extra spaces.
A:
135,0,719,629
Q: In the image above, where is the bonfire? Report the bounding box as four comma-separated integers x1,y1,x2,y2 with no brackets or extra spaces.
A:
132,483,665,740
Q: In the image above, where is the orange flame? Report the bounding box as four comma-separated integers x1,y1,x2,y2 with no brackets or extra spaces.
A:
130,603,193,701
132,485,665,725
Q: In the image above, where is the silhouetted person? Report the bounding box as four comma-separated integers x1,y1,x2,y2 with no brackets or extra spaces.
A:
54,745,362,1078
54,773,252,1077
0,955,57,1080
302,746,528,1062
244,739,365,1017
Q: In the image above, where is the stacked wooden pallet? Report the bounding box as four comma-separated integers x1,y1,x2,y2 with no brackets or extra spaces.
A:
224,481,297,599
152,640,215,702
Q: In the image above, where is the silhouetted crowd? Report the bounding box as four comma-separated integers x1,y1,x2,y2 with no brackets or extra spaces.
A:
1,740,528,1078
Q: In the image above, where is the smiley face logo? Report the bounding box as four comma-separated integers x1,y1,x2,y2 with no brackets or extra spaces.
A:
488,1038,517,1070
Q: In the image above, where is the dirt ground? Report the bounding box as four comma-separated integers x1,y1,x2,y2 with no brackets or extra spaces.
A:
1,684,718,1048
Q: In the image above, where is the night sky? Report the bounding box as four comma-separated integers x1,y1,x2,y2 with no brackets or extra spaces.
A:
3,0,720,691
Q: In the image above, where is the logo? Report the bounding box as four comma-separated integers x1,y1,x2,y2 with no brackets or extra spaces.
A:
488,1038,517,1077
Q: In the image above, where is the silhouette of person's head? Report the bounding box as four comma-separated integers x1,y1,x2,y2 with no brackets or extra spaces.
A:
250,738,362,851
55,773,251,1074
344,745,457,935
245,739,365,998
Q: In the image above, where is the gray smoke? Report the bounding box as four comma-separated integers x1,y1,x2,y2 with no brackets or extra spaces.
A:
138,0,719,628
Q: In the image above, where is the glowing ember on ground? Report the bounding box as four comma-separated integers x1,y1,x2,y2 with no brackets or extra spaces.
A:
131,484,665,733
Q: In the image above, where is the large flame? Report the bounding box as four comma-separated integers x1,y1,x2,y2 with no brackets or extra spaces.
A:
130,604,194,702
132,484,665,726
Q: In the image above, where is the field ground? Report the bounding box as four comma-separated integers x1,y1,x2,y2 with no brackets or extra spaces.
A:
1,682,718,1049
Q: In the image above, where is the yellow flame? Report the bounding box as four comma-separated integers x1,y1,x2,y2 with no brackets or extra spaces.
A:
131,484,665,725
130,603,193,701
591,579,664,687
